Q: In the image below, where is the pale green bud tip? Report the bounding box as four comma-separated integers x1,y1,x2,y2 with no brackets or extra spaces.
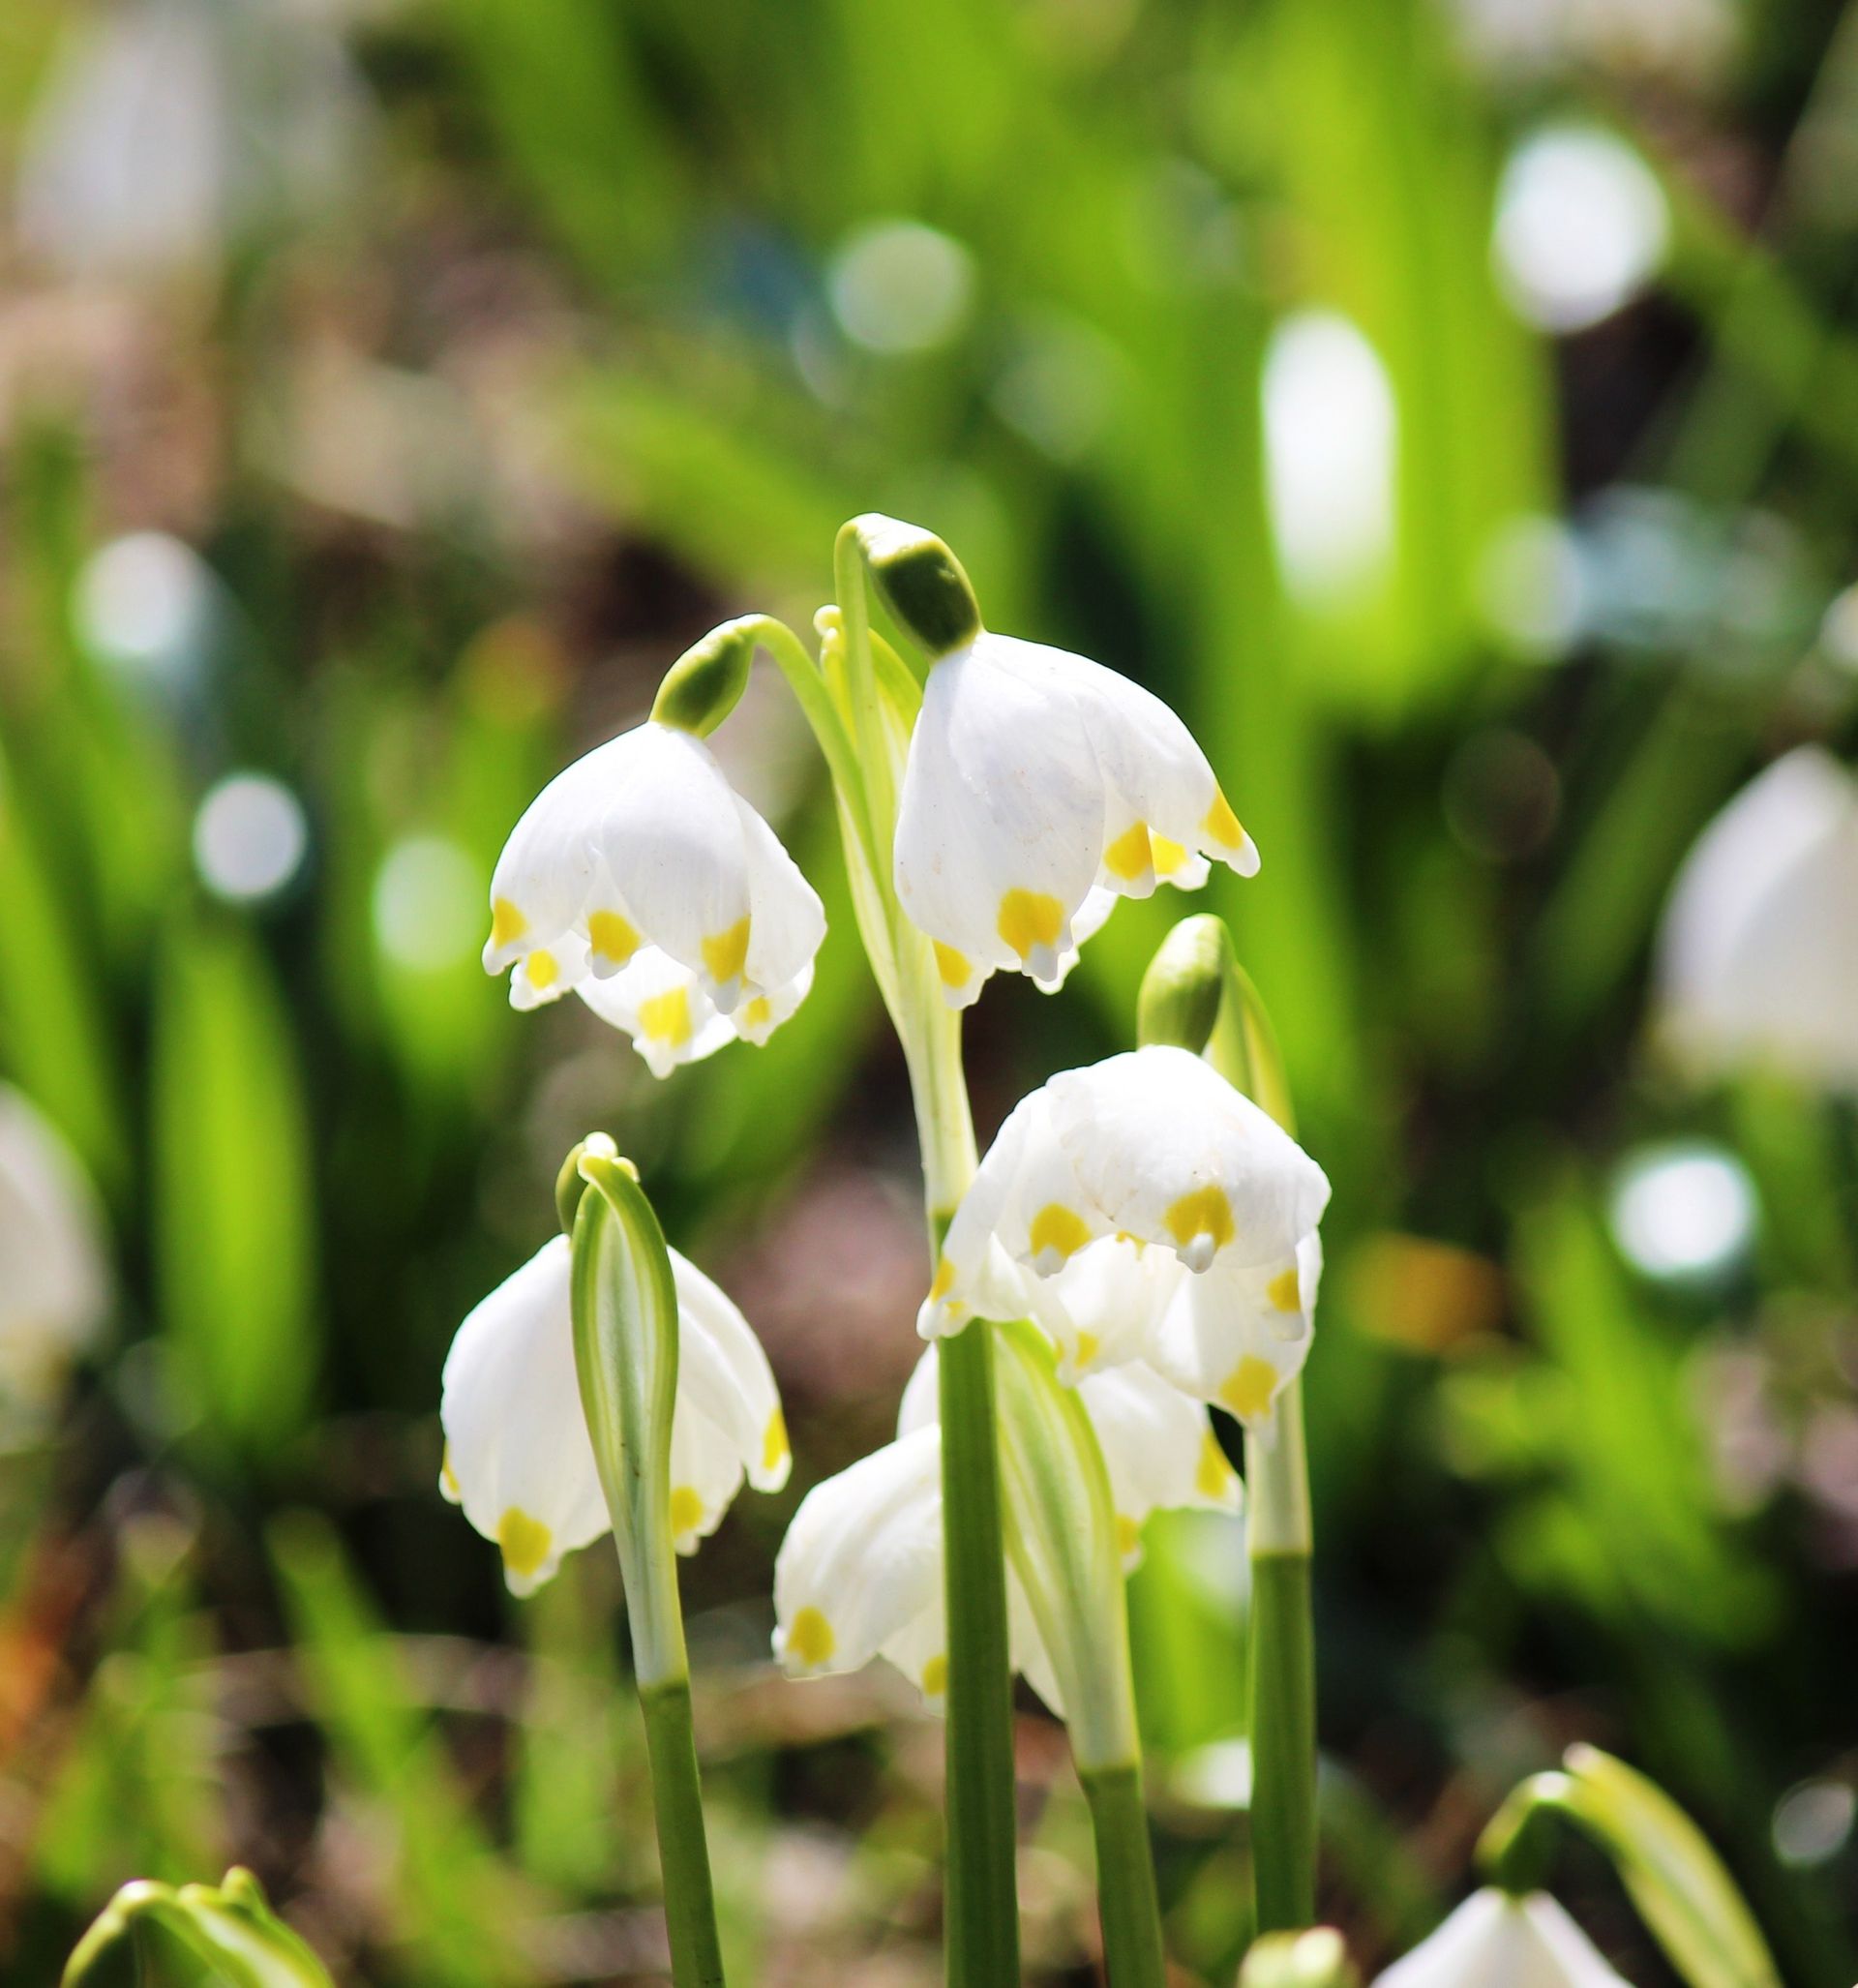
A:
650,617,758,735
853,513,981,657
1137,913,1233,1055
1239,1928,1358,1988
555,1132,632,1234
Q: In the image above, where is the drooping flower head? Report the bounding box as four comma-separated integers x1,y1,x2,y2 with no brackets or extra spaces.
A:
891,631,1257,1009
440,1232,790,1594
919,1044,1329,1426
1657,746,1858,1092
481,631,824,1076
772,1347,1239,1709
0,1085,109,1434
1370,1888,1633,1988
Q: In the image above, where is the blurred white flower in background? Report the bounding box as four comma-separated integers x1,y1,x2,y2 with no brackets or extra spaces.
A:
1494,127,1668,333
1371,1887,1632,1987
1452,0,1735,85
16,0,368,278
1262,310,1398,605
1657,747,1858,1091
0,1087,110,1437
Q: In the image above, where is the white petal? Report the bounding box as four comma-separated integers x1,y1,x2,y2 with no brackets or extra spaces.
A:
727,960,814,1048
1371,1888,1633,1988
1148,1232,1322,1425
772,1426,944,1678
576,949,735,1078
509,928,591,1010
438,1237,609,1595
1078,1363,1243,1564
670,1250,790,1494
1023,1237,1184,1379
667,1401,748,1556
734,792,828,997
1658,747,1858,1090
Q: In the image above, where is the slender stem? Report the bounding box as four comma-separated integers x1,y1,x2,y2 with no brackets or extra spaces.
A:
1082,1766,1168,1988
640,1679,728,1988
1245,1381,1315,1935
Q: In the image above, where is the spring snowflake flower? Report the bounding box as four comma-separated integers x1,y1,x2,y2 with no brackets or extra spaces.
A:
440,1234,790,1594
1371,1888,1632,1988
0,1086,108,1434
481,717,825,1075
1657,746,1858,1092
918,1045,1329,1424
771,1349,1240,1708
893,632,1258,1008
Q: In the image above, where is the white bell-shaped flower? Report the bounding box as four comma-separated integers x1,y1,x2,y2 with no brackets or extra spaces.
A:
772,1349,1239,1707
1657,746,1858,1091
440,1234,790,1595
920,1047,1329,1382
893,632,1258,1008
0,1087,109,1434
1371,1888,1633,1988
1146,1230,1324,1429
481,718,825,1071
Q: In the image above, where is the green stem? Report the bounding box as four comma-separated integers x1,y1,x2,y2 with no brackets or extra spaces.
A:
1245,1381,1315,1935
640,1680,728,1988
1082,1766,1168,1988
938,1297,1022,1988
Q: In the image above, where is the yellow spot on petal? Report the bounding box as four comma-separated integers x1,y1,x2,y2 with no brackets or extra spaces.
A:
524,949,559,992
997,888,1064,962
929,1256,955,1302
491,896,528,949
1116,1514,1142,1558
1195,1431,1235,1501
702,917,750,984
669,1486,705,1539
1074,1331,1101,1371
741,995,772,1029
934,941,973,989
1115,1230,1147,1253
1029,1203,1093,1265
1219,1356,1279,1424
440,1445,461,1498
1150,831,1187,876
496,1509,553,1581
1202,791,1245,850
588,910,642,967
787,1605,835,1667
762,1407,789,1475
1165,1186,1235,1257
1266,1266,1303,1312
638,985,693,1047
1102,822,1153,881
920,1653,948,1696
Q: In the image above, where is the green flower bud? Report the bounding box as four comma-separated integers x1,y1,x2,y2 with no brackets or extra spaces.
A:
63,1868,332,1988
649,617,759,735
1136,912,1233,1057
852,513,982,658
555,1131,627,1237
1239,1928,1360,1988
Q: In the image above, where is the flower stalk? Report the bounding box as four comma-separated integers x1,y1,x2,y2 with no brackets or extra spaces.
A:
569,1144,726,1988
1138,914,1317,1933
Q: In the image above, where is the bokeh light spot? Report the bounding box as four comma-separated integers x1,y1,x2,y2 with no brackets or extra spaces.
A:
1494,126,1669,332
828,220,975,354
192,774,309,904
1610,1141,1756,1284
373,835,485,971
76,532,213,682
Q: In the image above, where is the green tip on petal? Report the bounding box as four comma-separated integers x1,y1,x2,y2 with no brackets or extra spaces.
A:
650,617,759,735
1136,913,1232,1057
852,513,981,658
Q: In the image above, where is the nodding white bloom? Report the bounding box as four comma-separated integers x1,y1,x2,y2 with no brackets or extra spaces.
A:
919,1046,1329,1420
1657,747,1858,1092
772,1349,1239,1708
0,1087,109,1434
440,1234,790,1595
481,717,824,1074
1371,1888,1632,1988
893,632,1257,1008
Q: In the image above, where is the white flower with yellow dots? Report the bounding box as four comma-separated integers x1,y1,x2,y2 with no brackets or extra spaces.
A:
771,1349,1240,1708
440,1234,790,1595
892,633,1257,1008
481,719,824,1069
918,1046,1329,1421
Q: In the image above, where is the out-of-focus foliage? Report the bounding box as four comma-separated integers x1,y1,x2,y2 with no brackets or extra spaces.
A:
1,0,1856,1980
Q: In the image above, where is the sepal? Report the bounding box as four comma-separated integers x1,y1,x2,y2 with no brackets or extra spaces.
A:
851,512,981,658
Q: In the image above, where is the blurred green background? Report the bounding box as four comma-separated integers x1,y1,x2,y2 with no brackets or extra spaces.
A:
2,0,1856,1979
